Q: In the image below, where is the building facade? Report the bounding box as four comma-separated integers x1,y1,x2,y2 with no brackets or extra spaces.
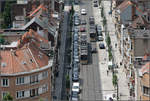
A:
0,42,53,101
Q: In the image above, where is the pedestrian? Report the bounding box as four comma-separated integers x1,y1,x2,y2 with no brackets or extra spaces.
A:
115,43,117,48
107,70,109,76
120,62,122,66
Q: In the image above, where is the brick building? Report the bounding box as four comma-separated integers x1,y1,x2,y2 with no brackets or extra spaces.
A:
0,30,53,101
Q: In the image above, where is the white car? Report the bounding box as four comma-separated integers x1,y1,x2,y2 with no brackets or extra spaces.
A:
72,82,80,93
81,9,86,15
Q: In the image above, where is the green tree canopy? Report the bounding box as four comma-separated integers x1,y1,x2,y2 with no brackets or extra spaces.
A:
66,74,70,89
2,1,11,28
2,93,13,101
112,74,118,88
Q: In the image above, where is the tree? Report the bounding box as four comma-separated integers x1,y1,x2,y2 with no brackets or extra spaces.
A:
2,1,11,28
70,5,74,16
0,37,5,44
106,34,111,47
101,6,104,18
108,49,112,61
103,16,107,27
2,93,13,101
40,98,44,101
66,74,70,89
112,74,118,88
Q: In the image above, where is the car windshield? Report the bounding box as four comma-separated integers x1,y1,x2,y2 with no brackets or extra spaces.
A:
73,86,79,89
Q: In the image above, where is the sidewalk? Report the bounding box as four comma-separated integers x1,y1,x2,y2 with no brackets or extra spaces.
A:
93,1,130,100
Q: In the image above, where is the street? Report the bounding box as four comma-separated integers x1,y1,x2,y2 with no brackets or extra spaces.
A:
79,0,102,100
76,0,130,100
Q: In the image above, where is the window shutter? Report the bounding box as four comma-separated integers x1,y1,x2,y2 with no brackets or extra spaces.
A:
38,87,42,94
24,90,30,97
24,76,30,84
38,73,43,81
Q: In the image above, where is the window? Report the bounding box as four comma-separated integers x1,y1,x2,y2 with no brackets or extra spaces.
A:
16,91,25,99
30,88,39,97
30,74,38,84
2,91,8,99
42,84,48,93
143,86,150,95
16,77,25,85
42,71,48,78
1,78,9,87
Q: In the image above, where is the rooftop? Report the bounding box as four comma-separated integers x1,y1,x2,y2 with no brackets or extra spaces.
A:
140,62,150,76
17,29,49,48
0,42,50,75
130,15,149,29
116,0,132,12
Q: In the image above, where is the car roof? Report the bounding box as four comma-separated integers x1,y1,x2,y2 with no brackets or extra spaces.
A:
73,82,79,86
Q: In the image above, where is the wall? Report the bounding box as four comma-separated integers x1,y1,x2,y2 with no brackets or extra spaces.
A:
134,38,150,57
139,73,150,101
120,5,132,25
0,67,51,101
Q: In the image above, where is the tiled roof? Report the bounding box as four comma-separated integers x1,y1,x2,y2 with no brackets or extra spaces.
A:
131,15,148,28
29,4,47,17
143,53,150,61
22,16,56,36
141,62,150,75
0,42,49,74
18,29,48,48
116,0,132,12
116,0,144,15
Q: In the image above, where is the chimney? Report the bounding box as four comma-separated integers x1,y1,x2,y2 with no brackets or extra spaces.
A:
132,4,136,20
11,49,17,56
43,28,48,40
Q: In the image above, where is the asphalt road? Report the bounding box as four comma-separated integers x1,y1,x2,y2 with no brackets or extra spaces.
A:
79,0,102,100
53,1,71,100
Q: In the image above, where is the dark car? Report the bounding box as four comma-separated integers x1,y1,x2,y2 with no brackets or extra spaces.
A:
97,30,103,36
74,0,79,4
99,43,105,49
94,3,98,7
73,64,80,72
90,25,96,29
93,0,97,3
81,20,86,25
91,48,97,53
72,73,79,81
89,16,95,25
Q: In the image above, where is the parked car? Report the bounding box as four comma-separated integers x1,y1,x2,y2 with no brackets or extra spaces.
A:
89,16,95,25
93,3,98,7
97,36,104,41
72,73,79,81
93,0,97,3
91,48,97,53
97,30,103,36
74,27,79,32
99,43,105,49
74,0,79,4
72,82,80,93
90,25,96,30
80,27,86,32
81,20,86,25
96,25,102,31
74,20,80,26
71,91,79,101
81,9,87,15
